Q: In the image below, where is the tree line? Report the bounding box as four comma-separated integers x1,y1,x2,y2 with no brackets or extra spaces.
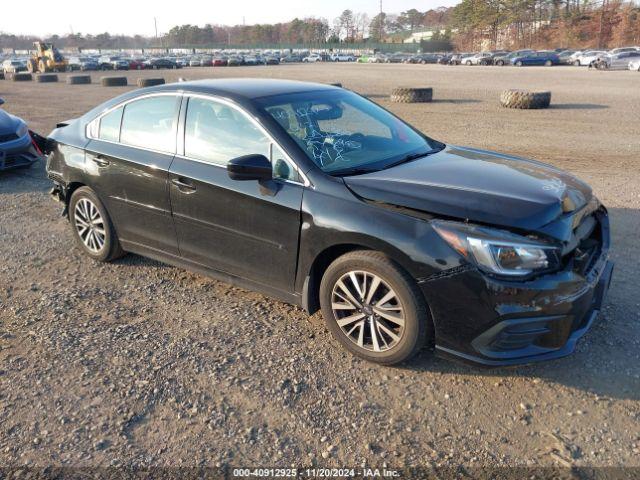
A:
452,0,640,50
0,2,637,51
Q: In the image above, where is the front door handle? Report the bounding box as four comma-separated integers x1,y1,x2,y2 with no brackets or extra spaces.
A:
171,177,197,193
89,154,110,167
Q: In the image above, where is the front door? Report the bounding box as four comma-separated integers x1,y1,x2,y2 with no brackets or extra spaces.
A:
169,96,305,293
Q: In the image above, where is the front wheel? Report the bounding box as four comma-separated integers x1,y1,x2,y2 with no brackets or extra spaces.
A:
516,60,523,66
320,251,431,365
69,187,124,262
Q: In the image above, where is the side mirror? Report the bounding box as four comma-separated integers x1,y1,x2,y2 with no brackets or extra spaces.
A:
227,154,272,181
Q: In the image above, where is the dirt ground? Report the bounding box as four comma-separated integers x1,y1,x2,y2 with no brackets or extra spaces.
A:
1,64,639,473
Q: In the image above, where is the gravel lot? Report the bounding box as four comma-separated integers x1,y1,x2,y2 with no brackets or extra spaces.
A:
1,64,639,472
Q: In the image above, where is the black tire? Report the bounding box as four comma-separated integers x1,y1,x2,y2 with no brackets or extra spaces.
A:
319,250,431,365
36,73,58,83
67,74,91,85
466,60,472,65
69,187,124,262
390,87,433,103
11,72,33,81
545,60,552,66
496,60,504,66
101,76,127,87
500,89,552,109
516,60,523,67
136,77,165,88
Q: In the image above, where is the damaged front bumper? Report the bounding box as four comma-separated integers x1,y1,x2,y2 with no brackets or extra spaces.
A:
422,211,613,367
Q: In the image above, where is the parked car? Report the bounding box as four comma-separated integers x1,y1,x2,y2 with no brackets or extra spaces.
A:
227,56,243,66
2,59,27,74
45,79,613,367
145,58,180,69
408,53,441,64
111,58,130,70
330,53,355,62
264,56,280,65
189,58,202,67
243,56,260,66
303,54,323,63
493,50,534,66
511,51,560,66
437,54,453,64
460,52,492,65
368,54,388,63
128,58,146,70
0,98,41,171
98,56,119,70
574,51,607,66
609,47,639,55
597,51,640,70
557,50,577,64
212,57,228,67
385,53,410,64
629,58,640,71
280,55,302,63
200,56,214,67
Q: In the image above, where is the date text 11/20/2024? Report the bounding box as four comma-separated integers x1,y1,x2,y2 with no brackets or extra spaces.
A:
232,468,401,477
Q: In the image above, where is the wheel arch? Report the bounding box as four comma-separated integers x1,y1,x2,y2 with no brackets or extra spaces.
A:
300,241,428,316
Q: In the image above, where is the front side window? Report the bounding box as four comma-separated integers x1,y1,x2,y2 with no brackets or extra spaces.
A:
120,96,179,153
184,97,300,182
258,90,442,176
98,106,123,142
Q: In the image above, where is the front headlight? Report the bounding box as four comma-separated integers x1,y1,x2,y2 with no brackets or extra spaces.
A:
432,220,561,277
16,123,29,138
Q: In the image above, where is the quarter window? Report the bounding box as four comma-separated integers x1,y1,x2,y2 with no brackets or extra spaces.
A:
120,96,179,153
98,106,123,142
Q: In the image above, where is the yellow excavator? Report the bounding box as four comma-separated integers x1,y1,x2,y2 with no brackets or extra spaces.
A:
27,42,68,73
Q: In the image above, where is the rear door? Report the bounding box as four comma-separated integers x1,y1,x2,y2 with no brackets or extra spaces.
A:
168,95,305,293
85,93,181,255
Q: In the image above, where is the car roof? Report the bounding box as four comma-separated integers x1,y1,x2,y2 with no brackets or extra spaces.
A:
151,78,335,100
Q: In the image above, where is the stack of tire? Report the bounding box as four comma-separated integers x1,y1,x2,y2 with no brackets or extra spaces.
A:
101,77,127,87
68,75,92,85
36,74,58,83
10,72,33,82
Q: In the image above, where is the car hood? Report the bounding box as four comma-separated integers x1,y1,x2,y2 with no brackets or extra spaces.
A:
343,146,593,240
0,109,22,135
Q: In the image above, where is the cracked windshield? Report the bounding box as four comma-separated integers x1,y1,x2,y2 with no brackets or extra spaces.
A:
259,90,440,175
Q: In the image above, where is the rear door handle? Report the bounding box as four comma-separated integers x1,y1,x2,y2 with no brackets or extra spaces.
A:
89,154,110,167
171,177,197,193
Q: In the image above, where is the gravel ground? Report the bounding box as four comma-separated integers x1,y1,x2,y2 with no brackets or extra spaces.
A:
0,64,639,472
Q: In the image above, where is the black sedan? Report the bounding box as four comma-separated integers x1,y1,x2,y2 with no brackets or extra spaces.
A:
144,58,180,69
44,79,613,366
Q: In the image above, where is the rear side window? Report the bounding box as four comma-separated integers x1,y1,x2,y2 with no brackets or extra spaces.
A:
99,106,123,142
120,96,179,153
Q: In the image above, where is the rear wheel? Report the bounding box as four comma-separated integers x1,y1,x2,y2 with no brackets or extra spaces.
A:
69,187,124,262
545,60,553,66
320,251,431,365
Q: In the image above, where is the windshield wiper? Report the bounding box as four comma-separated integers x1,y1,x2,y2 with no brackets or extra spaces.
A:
330,167,379,177
382,150,438,170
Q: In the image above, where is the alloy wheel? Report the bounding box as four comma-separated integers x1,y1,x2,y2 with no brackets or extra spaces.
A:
331,270,405,353
74,198,106,253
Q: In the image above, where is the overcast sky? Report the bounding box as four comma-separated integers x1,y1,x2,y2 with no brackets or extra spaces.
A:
2,0,458,37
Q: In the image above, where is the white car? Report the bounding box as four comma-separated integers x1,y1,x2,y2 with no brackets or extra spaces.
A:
600,51,640,70
629,58,640,71
460,52,492,65
303,54,323,63
331,53,355,62
574,51,608,66
2,59,26,74
609,47,639,55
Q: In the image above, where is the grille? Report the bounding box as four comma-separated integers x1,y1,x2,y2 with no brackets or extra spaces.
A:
571,213,602,276
0,132,19,143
